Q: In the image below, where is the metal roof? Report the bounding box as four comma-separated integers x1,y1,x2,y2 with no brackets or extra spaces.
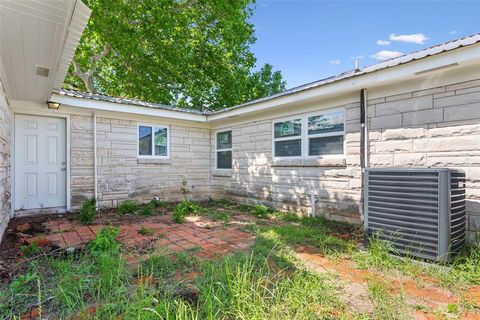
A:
55,89,207,115
57,33,480,116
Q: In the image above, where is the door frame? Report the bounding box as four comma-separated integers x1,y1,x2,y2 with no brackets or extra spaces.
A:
12,112,71,215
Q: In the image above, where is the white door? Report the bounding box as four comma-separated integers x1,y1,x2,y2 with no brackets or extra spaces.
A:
15,115,66,210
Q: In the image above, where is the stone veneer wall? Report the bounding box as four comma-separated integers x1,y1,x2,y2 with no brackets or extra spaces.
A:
69,116,212,208
0,79,11,240
211,79,480,241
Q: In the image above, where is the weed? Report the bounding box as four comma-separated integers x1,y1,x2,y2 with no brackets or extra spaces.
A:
118,200,138,214
142,202,155,216
20,243,41,257
88,227,120,254
79,198,96,224
250,204,272,218
355,236,399,270
139,226,153,236
172,200,202,223
151,198,171,209
172,208,186,223
367,278,409,319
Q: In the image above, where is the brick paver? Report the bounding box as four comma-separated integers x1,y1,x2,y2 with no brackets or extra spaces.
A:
22,214,254,259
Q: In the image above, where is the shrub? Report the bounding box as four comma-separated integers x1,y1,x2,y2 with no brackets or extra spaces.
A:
118,200,138,214
79,198,96,224
141,202,155,216
88,227,120,254
250,205,272,218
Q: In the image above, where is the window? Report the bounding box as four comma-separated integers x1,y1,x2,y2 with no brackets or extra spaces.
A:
216,130,232,169
273,119,302,157
272,109,345,158
307,111,344,156
138,124,169,158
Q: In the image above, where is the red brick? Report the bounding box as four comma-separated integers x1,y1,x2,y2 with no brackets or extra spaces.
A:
62,232,82,247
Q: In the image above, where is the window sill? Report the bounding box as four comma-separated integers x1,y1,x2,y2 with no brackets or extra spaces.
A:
137,158,171,165
271,158,346,168
212,170,232,177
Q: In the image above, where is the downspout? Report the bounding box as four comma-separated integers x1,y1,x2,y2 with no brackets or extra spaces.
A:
93,112,98,210
359,89,368,223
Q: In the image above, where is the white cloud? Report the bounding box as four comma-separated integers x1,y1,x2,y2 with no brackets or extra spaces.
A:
371,50,404,60
329,59,341,65
376,40,390,46
449,30,459,35
389,33,428,44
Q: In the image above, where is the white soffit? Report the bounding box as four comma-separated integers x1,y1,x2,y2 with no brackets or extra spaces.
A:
0,0,91,103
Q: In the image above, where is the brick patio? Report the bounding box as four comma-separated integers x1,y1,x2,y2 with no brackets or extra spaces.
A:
22,214,255,260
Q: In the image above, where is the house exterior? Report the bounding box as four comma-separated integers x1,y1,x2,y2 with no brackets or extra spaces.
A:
0,1,479,243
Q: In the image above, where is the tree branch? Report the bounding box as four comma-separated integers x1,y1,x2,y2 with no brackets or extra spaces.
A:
72,43,111,93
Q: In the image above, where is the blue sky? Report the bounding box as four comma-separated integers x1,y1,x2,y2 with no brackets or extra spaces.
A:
249,0,480,88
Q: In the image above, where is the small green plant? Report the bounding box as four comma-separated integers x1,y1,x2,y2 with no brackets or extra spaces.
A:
139,226,153,236
172,200,202,223
20,243,41,257
141,202,155,216
180,175,191,199
88,227,120,254
118,200,138,214
172,208,186,223
79,198,96,224
151,198,171,209
250,204,272,218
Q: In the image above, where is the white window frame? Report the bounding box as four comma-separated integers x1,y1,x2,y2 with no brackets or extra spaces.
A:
215,130,232,170
272,107,346,160
272,117,303,160
137,123,170,159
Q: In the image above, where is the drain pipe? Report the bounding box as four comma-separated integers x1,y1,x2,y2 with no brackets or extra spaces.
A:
93,112,98,210
359,89,368,223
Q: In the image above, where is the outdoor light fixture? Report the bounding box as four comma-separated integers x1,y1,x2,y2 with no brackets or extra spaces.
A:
47,101,60,110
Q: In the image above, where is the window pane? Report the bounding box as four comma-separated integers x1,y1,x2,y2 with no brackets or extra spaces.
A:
274,119,301,138
154,127,168,156
309,135,344,155
138,126,152,155
217,151,232,169
308,111,345,135
274,139,301,157
217,131,232,149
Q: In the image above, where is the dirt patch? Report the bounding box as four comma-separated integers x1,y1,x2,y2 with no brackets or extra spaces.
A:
295,246,479,318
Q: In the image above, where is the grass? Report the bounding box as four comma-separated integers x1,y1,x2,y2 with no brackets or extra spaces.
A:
1,201,479,319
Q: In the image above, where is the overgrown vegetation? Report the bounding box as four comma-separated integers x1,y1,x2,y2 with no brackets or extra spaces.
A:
250,204,272,218
141,201,155,216
118,200,139,214
79,198,96,224
172,200,202,224
2,200,479,319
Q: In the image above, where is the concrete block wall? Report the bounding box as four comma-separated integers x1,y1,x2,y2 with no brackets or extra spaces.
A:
94,117,211,208
70,115,95,206
211,114,363,224
0,79,11,240
211,79,480,239
366,79,480,242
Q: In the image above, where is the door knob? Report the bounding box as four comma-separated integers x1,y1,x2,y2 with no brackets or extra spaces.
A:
61,167,66,171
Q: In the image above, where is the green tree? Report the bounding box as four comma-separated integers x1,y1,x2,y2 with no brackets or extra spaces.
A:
64,0,286,111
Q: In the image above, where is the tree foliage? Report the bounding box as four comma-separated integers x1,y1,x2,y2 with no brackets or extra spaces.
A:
64,0,286,111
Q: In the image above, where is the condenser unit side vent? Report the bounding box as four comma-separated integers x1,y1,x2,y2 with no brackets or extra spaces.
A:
364,168,466,262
